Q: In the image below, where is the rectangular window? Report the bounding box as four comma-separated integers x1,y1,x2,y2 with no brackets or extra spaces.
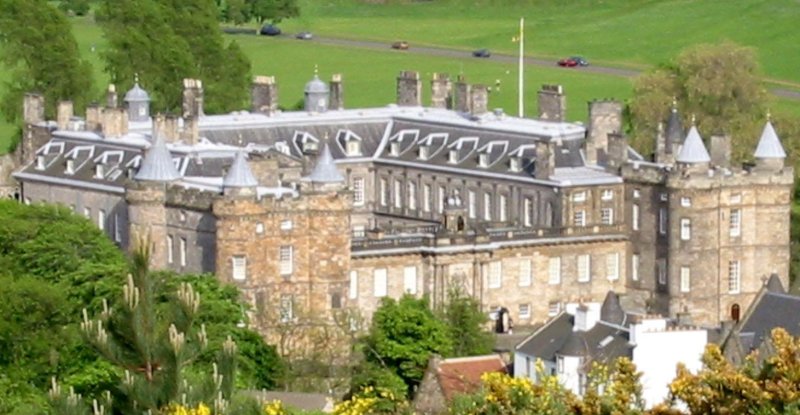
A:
680,267,691,293
280,220,293,231
488,261,502,289
380,178,388,206
573,191,586,202
519,259,532,287
633,189,641,199
279,246,293,276
548,257,561,285
232,256,246,281
657,259,667,285
523,198,532,227
499,195,507,222
279,295,293,323
550,302,562,317
353,177,365,206
408,182,417,210
601,208,614,225
606,253,619,280
352,225,366,238
256,222,265,234
179,237,187,267
728,261,741,293
681,197,692,207
423,184,431,212
373,269,388,297
349,270,358,299
519,304,531,319
438,186,446,213
403,266,417,294
468,191,476,219
98,209,106,231
84,207,91,218
680,218,691,241
574,210,586,227
660,193,669,202
730,209,741,237
483,193,492,221
601,189,614,201
114,214,121,242
659,208,667,235
577,254,591,282
632,204,640,231
632,254,640,281
393,179,402,209
167,235,174,264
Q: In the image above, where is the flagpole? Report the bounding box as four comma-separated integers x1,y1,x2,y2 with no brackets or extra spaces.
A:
518,17,524,118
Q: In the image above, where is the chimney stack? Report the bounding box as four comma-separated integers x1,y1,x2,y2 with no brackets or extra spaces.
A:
23,93,45,125
182,116,199,145
329,73,344,110
101,107,129,138
537,84,566,122
606,132,628,170
251,76,279,116
586,100,623,166
153,113,166,139
396,71,421,107
182,78,204,118
164,114,180,142
57,101,73,131
470,84,489,116
106,84,118,108
710,133,731,168
534,140,555,180
454,75,471,113
430,73,452,109
85,103,101,132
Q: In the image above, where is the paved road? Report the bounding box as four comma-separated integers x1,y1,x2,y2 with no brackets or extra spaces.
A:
302,35,800,101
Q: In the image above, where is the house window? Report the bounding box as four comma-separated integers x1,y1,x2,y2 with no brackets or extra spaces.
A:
179,210,186,222
423,184,432,212
280,220,293,231
601,208,614,225
548,257,561,285
352,177,365,206
660,193,669,202
488,261,502,289
232,256,247,281
681,197,692,207
167,235,174,264
606,253,619,280
98,209,106,231
390,142,400,156
279,246,293,276
499,195,507,222
633,189,640,199
408,182,417,210
728,261,741,293
179,237,187,267
256,222,265,234
549,302,562,317
478,153,489,168
393,179,402,209
418,145,429,160
573,191,586,202
632,254,640,281
680,218,691,241
574,210,586,227
523,198,532,227
510,157,522,172
352,225,366,238
519,259,532,287
438,186,446,213
403,266,417,294
380,178,388,206
65,159,75,175
468,190,477,219
577,254,591,283
730,209,741,237
601,189,614,201
349,270,358,299
680,267,691,293
519,304,531,320
346,139,361,156
483,193,492,221
657,259,667,285
84,207,90,218
373,268,388,297
95,164,105,179
331,293,342,309
632,204,640,231
114,214,121,242
557,357,566,375
659,208,667,235
279,295,293,323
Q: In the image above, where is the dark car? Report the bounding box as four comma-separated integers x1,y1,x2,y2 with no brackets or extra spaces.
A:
391,41,409,50
295,31,313,40
472,48,491,58
570,56,589,66
259,24,281,36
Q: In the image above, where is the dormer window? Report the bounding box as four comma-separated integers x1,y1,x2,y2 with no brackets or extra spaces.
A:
302,140,318,154
418,145,429,160
35,155,46,171
65,159,75,175
478,153,489,168
390,142,400,156
509,157,521,172
95,164,105,179
127,168,135,179
448,150,459,164
346,139,361,156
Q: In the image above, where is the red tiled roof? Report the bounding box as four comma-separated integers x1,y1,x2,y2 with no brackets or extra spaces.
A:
436,355,507,400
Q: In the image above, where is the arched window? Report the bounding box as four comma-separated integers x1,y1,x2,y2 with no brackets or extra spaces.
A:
731,303,741,322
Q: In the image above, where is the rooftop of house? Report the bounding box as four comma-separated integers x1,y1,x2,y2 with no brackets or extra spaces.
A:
432,355,508,400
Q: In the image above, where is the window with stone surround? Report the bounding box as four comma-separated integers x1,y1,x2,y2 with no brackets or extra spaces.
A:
550,302,562,317
394,179,402,209
438,186,446,213
180,237,187,267
403,266,417,294
728,261,741,293
408,182,417,210
499,195,508,222
574,210,586,227
548,257,561,285
279,246,293,276
601,189,614,201
573,191,586,202
680,267,691,293
114,214,121,243
484,193,492,221
167,235,174,264
601,208,614,225
232,256,246,281
632,254,640,281
98,209,106,231
657,259,666,285
519,304,531,320
659,208,667,235
633,189,640,199
606,253,619,280
84,207,90,218
349,270,358,299
468,190,477,219
423,184,431,212
279,294,293,323
373,269,387,297
352,177,365,206
524,198,532,227
256,222,265,234
632,204,640,231
681,197,692,207
519,259,532,287
680,218,691,240
280,220,292,231
331,293,342,309
730,209,741,237
380,178,388,206
488,261,502,289
577,254,591,282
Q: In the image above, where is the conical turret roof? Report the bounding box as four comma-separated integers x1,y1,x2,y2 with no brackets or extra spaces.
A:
765,273,785,293
754,121,786,159
135,134,181,181
308,142,344,183
223,151,258,188
676,126,711,164
124,82,150,102
600,291,625,326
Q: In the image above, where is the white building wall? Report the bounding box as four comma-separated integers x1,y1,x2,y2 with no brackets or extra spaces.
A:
632,329,707,408
513,353,555,381
557,355,583,395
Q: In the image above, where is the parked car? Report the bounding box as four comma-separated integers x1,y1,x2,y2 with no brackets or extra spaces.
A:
472,48,491,58
570,56,589,66
557,56,589,67
260,24,281,36
391,41,410,50
295,31,313,40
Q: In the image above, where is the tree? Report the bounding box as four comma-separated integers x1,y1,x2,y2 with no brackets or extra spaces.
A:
440,287,494,357
249,0,299,25
629,42,768,163
96,0,251,114
356,295,453,397
58,0,91,16
0,0,94,123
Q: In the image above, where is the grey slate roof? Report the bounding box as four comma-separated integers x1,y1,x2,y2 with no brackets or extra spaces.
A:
515,312,573,360
223,151,258,188
664,106,683,152
739,291,800,351
135,134,181,181
754,121,786,159
676,126,710,164
308,142,344,183
124,83,150,102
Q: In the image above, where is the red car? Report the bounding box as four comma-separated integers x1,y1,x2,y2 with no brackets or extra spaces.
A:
557,58,578,67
